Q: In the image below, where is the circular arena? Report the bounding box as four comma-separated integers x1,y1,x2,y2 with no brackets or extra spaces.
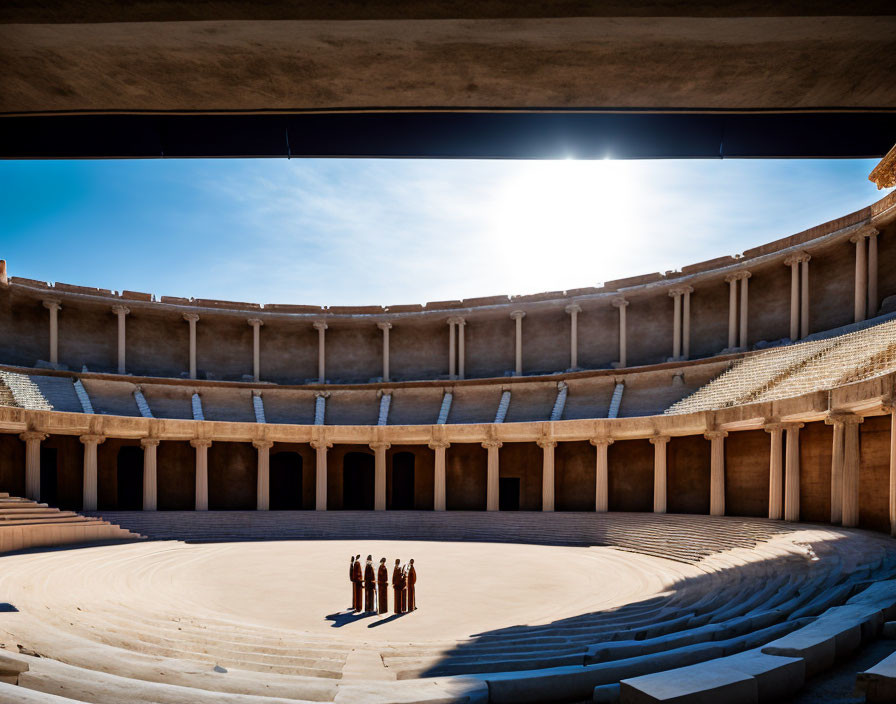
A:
2,189,896,704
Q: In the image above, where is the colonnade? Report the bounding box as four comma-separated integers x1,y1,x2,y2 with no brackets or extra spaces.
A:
32,227,881,380
16,407,896,537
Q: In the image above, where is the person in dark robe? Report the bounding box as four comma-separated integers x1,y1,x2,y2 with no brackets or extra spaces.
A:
349,556,355,609
377,557,389,614
400,564,408,613
352,553,363,611
392,559,403,615
407,558,417,611
363,555,376,612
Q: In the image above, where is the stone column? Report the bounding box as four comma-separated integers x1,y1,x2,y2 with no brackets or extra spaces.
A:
0,259,6,286
483,440,502,511
510,311,525,376
725,275,738,349
183,313,199,379
457,318,466,380
890,407,896,537
253,439,273,511
670,289,682,360
447,317,457,379
783,423,804,521
311,439,332,510
682,287,692,360
20,431,47,501
538,438,557,512
739,273,751,349
190,439,211,511
141,438,159,511
590,438,613,512
649,435,669,513
371,441,390,510
868,229,879,316
705,431,727,516
43,299,61,365
764,422,784,520
841,414,864,528
566,304,581,370
429,440,449,511
313,321,327,383
377,322,392,382
800,256,811,339
853,232,868,323
80,434,105,511
248,318,263,382
112,305,129,374
612,298,628,367
785,256,800,341
825,414,846,524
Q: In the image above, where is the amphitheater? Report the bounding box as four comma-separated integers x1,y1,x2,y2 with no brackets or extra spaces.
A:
0,187,895,704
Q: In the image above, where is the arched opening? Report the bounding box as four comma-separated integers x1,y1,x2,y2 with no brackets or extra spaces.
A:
39,447,58,507
391,452,415,510
343,452,374,510
270,452,303,510
117,446,143,510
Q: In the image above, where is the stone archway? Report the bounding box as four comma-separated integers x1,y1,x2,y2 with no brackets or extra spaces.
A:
270,452,303,510
391,452,415,510
117,446,143,510
343,452,375,510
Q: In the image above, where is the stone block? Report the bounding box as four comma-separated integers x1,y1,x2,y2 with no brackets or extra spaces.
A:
594,683,621,703
717,649,805,702
857,650,896,704
619,663,757,704
881,621,896,639
847,580,896,621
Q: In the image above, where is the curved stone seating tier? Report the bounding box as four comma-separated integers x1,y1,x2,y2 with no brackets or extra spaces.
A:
0,494,143,554
1,515,895,703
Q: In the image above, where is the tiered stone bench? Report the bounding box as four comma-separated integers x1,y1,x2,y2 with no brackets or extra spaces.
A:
0,493,143,553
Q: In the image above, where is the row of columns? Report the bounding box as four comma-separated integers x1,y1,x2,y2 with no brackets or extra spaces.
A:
15,417,896,533
34,228,883,380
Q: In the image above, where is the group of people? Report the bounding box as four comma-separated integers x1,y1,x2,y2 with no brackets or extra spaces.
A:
349,555,417,615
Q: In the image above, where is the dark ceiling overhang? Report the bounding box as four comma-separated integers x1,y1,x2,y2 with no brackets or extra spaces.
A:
2,1,895,159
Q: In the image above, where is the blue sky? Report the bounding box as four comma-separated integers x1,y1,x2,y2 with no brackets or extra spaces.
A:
0,158,890,306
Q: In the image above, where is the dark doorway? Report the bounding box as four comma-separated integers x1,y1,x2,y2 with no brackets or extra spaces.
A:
343,452,375,510
39,447,57,506
391,452,415,510
499,477,520,511
117,446,143,510
270,452,303,510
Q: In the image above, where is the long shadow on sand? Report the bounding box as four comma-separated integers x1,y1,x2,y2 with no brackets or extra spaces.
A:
325,610,378,628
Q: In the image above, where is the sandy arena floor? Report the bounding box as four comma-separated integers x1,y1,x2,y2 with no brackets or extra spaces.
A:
0,540,696,643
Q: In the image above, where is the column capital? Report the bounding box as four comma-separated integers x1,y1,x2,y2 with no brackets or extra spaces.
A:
866,227,880,238
111,304,130,316
851,228,878,242
611,297,629,309
140,437,161,448
667,285,693,297
482,440,503,450
182,312,200,323
724,271,751,283
649,435,670,445
310,439,333,450
565,303,582,315
312,320,328,331
704,430,728,440
446,315,465,326
19,431,48,443
589,437,614,447
784,251,811,267
782,421,805,431
369,441,391,451
536,437,557,449
247,318,264,328
252,439,274,450
42,298,61,312
428,440,450,450
190,438,213,449
763,421,786,433
825,411,864,426
377,321,393,331
79,434,106,445
510,310,526,321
